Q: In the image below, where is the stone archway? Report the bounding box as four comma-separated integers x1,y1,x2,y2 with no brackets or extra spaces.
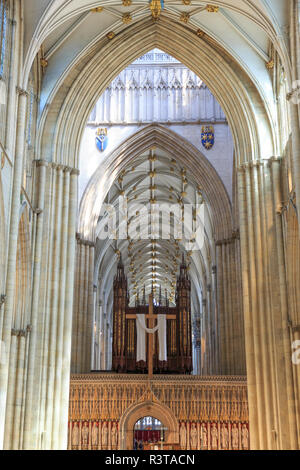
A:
79,125,233,242
119,399,179,450
37,17,274,169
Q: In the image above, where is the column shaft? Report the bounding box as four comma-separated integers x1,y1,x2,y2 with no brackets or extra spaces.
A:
23,161,47,449
0,89,27,449
59,170,78,449
237,168,259,449
52,169,70,449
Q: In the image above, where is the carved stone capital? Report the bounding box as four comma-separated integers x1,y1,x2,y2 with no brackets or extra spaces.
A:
286,86,300,102
236,165,246,173
0,294,6,307
76,233,96,247
249,160,264,169
34,159,49,168
268,156,282,168
16,86,28,97
50,163,79,175
276,204,286,215
63,166,73,173
292,325,300,334
216,230,240,246
12,326,31,337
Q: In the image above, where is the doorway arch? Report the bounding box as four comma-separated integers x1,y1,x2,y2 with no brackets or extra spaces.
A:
119,399,179,450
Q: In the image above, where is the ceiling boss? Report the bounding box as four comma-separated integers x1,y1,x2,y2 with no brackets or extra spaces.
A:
149,0,164,20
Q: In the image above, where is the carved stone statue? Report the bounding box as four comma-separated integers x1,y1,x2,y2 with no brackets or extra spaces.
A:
190,423,197,449
82,422,89,446
102,422,108,446
91,422,98,447
201,424,207,448
180,422,187,449
241,424,249,449
211,423,218,449
231,423,239,449
111,423,118,447
221,423,228,449
72,421,79,447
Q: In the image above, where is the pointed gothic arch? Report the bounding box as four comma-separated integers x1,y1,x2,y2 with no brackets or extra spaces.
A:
79,124,233,242
73,124,245,378
36,17,275,172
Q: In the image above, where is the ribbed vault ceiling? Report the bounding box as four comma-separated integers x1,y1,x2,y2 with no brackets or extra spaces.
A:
96,146,212,307
23,1,291,105
22,0,291,318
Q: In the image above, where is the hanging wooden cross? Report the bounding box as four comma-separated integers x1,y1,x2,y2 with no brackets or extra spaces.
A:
126,294,176,378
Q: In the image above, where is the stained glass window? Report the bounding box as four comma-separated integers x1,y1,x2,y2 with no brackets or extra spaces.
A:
0,0,7,77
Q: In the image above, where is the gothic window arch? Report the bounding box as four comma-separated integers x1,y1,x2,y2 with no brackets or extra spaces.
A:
156,74,168,90
141,75,153,90
156,73,168,121
114,77,125,91
128,75,139,91
170,73,182,120
128,74,139,121
170,70,182,90
141,74,153,121
185,75,196,90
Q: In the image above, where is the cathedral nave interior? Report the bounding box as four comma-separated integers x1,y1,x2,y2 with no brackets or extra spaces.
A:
0,0,299,451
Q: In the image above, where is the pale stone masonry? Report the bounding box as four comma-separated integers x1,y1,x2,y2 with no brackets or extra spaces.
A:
0,1,299,451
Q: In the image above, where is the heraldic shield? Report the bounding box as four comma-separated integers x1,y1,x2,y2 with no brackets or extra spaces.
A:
201,125,214,150
96,128,108,152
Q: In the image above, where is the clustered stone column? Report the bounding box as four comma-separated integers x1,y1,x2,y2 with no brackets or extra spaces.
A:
71,235,95,374
237,159,299,450
215,236,246,376
194,239,245,378
0,87,28,449
2,160,79,450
